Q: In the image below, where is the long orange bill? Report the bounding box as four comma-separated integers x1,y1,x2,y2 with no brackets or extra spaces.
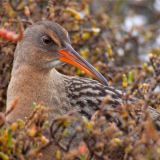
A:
58,42,108,86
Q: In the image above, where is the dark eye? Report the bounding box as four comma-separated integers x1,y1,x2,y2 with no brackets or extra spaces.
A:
41,35,52,45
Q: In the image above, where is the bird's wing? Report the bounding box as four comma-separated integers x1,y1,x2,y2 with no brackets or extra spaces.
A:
63,76,160,130
63,76,122,118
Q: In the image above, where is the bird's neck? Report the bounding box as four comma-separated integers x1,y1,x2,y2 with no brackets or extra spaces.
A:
6,64,68,122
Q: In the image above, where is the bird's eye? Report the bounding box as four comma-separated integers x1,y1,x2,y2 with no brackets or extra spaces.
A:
41,35,52,45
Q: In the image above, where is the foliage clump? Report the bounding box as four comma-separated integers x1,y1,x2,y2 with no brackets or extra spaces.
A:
0,0,160,159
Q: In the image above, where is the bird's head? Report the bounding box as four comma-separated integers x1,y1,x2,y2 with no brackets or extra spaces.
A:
15,21,108,85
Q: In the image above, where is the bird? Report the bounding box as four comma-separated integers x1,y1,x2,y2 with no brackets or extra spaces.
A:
6,21,160,159
6,20,121,122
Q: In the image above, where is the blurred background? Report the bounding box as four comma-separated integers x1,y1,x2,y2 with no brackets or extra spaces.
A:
0,0,160,111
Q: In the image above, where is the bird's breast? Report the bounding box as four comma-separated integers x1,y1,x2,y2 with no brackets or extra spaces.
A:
6,67,69,122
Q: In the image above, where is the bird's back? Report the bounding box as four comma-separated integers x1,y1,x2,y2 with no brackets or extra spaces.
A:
62,75,160,130
63,75,123,118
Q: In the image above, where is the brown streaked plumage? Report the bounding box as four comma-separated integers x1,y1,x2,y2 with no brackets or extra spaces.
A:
6,21,160,159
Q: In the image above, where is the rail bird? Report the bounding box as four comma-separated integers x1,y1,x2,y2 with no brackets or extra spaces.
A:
6,20,120,121
6,21,160,159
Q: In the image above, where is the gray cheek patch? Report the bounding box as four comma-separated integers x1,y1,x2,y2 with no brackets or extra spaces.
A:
45,60,63,68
